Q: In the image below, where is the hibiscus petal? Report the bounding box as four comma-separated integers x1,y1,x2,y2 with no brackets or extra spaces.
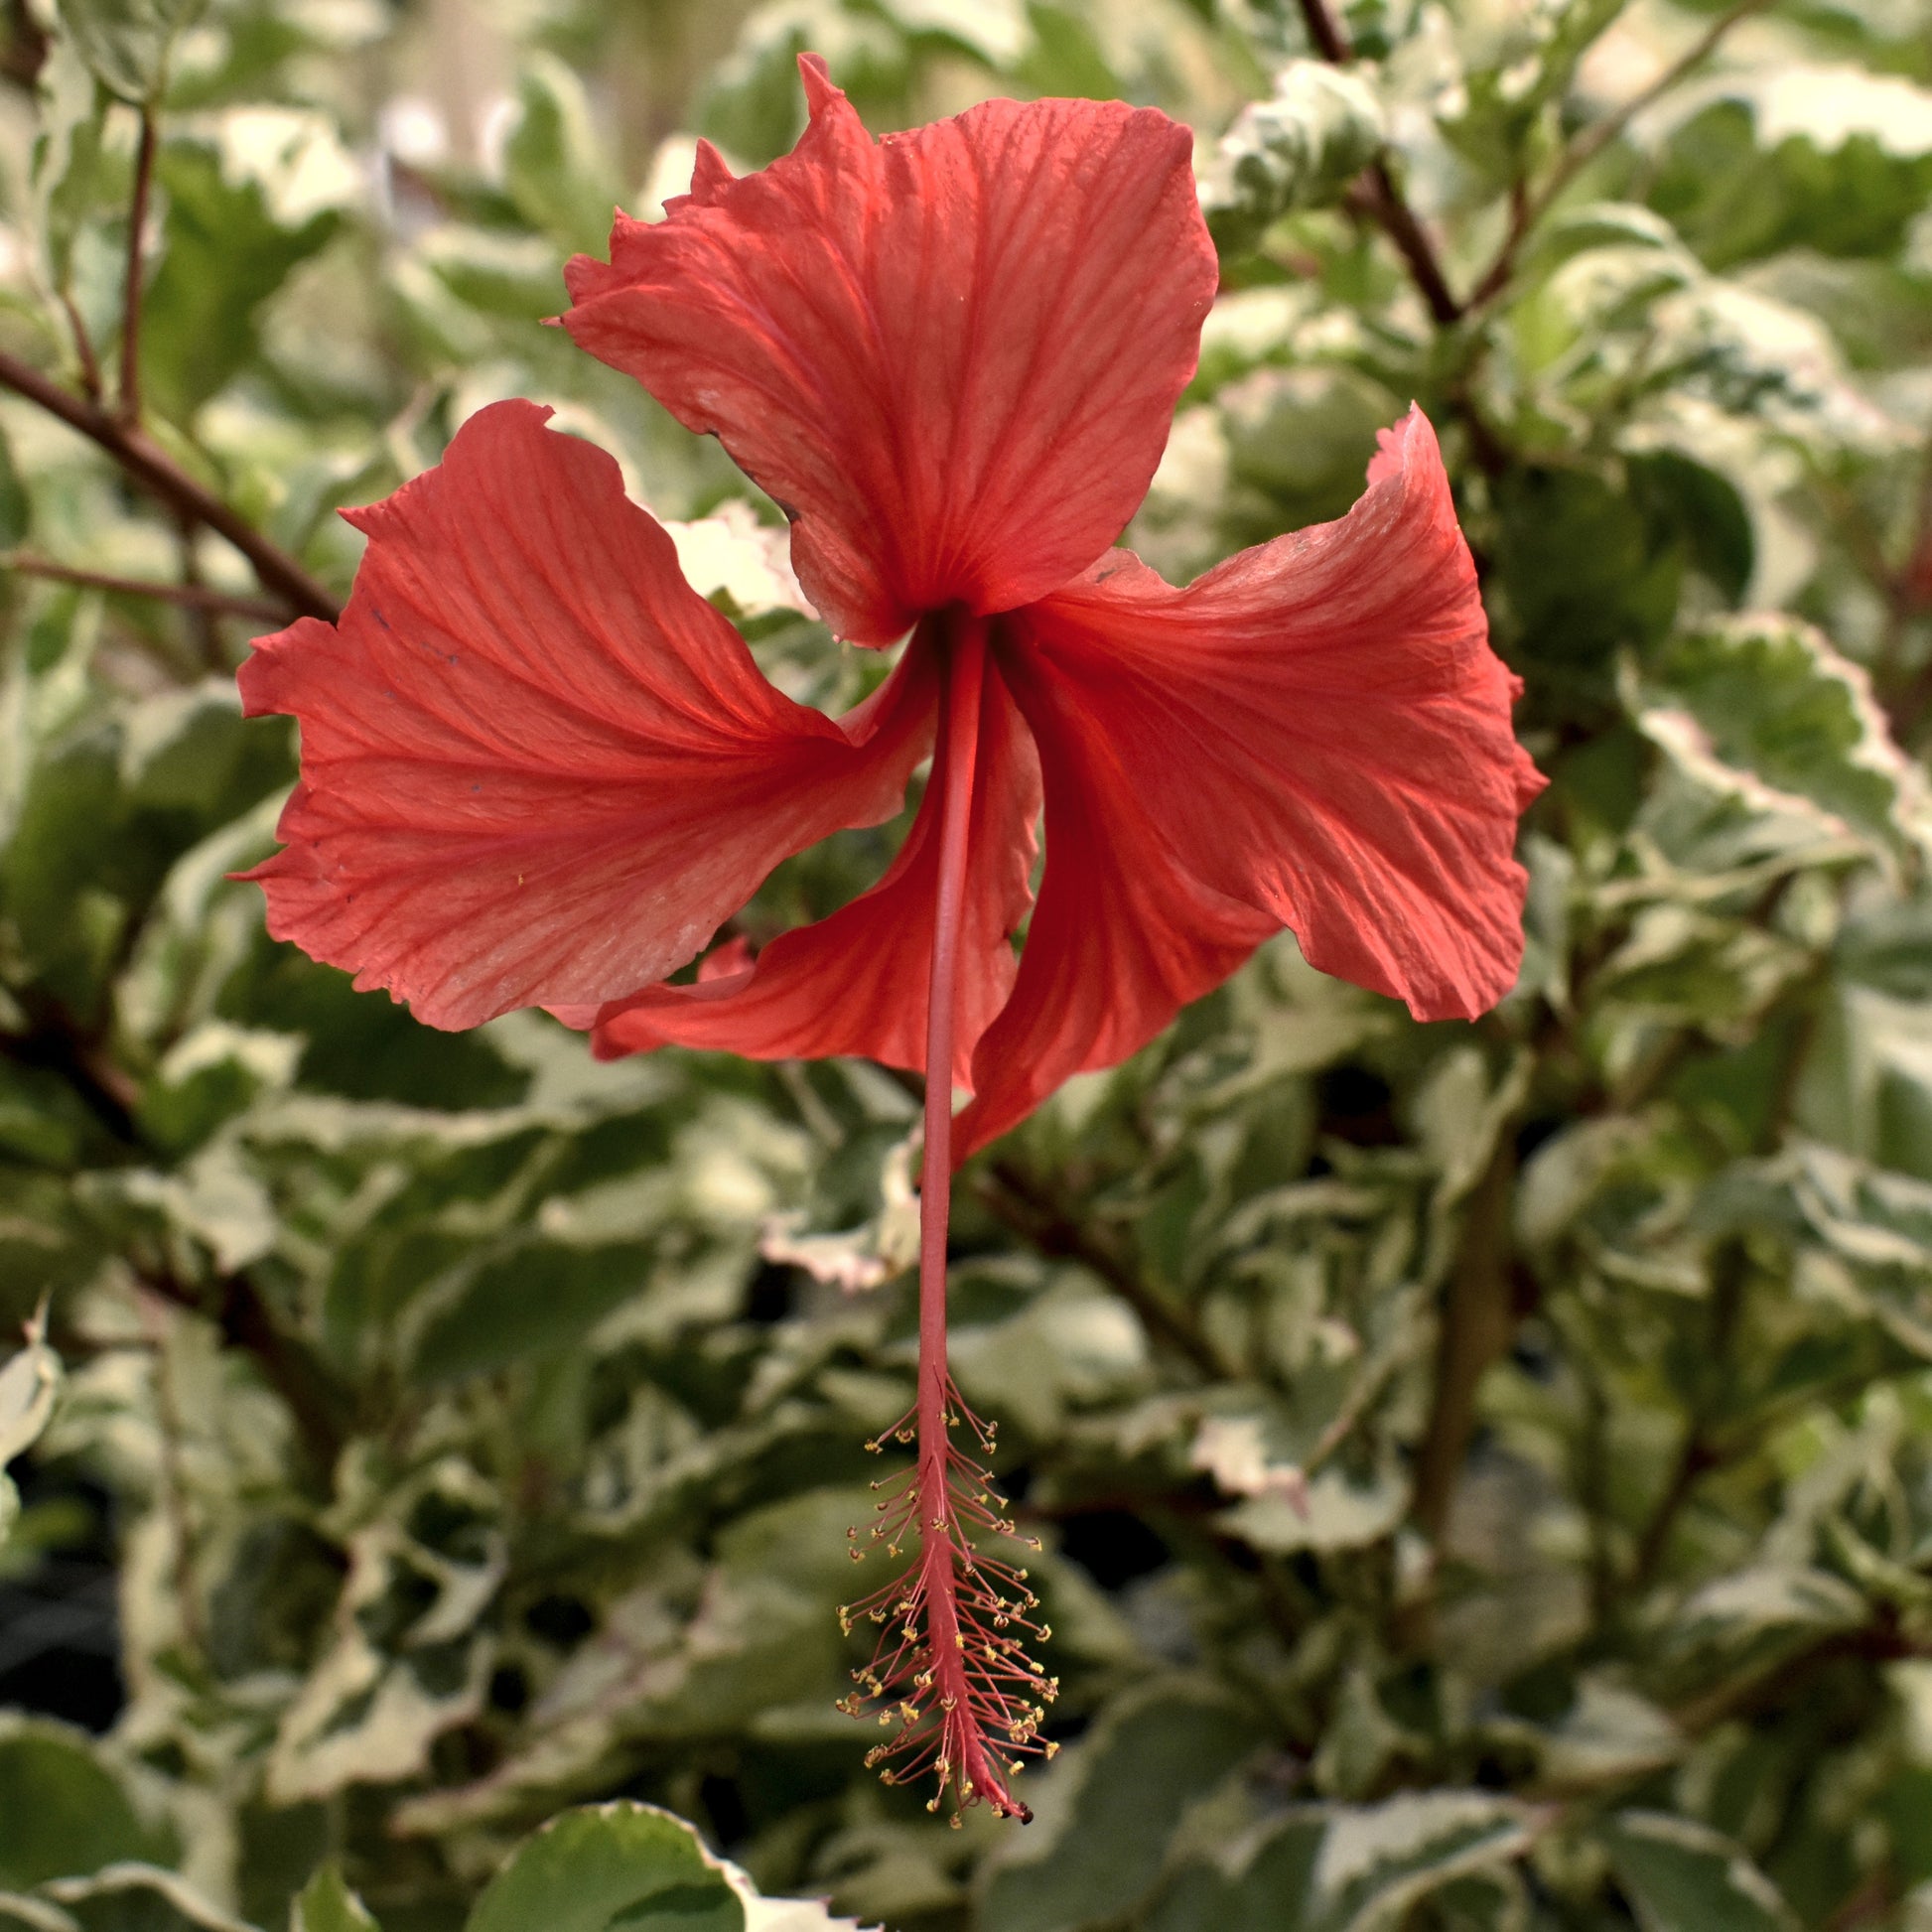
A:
593,643,1040,1090
236,399,935,1031
956,406,1540,1160
952,743,1275,1164
564,56,1218,645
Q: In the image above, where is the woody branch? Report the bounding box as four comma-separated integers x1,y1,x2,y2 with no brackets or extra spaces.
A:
0,94,339,624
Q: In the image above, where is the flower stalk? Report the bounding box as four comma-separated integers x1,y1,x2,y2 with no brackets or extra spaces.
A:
836,617,1056,1823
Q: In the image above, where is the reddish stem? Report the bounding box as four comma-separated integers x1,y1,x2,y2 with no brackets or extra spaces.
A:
917,614,985,1531
0,347,339,621
837,614,1055,1822
120,106,158,425
913,619,1011,1813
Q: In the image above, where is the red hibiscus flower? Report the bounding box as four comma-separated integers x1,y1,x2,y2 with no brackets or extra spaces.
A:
238,56,1541,1822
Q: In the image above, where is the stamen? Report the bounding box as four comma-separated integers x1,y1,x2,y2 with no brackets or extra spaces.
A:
832,614,1050,1824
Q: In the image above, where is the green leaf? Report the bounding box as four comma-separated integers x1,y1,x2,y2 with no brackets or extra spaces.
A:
1202,63,1385,251
0,1172,103,1320
1213,1453,1408,1554
41,1865,256,1932
418,226,565,323
1016,4,1118,101
1151,1795,1534,1932
1649,75,1932,267
1665,1562,1868,1684
291,1867,379,1932
1496,465,1683,669
1652,278,1888,451
0,728,129,1013
103,1144,280,1274
28,35,113,292
0,428,29,551
409,1239,654,1384
141,138,342,419
466,1804,743,1932
1597,1812,1799,1932
1488,1677,1681,1788
1836,897,1932,1002
1628,452,1754,607
1220,364,1400,532
135,1023,302,1156
1305,1793,1535,1932
885,0,1026,67
1528,200,1682,272
0,1722,169,1890
1435,0,1622,183
1629,705,1870,885
265,1459,502,1805
1146,1820,1323,1932
979,1683,1262,1932
1775,1147,1932,1346
948,1273,1145,1438
55,0,209,102
0,1898,79,1932
118,680,251,815
0,1310,62,1547
501,55,621,255
1649,618,1932,872
1797,967,1932,1182
140,124,347,423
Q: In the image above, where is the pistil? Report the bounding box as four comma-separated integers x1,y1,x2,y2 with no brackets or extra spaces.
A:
836,614,1055,1823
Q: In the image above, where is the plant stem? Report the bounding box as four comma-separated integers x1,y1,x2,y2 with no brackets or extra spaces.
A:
0,347,339,621
1468,0,1775,308
6,551,287,621
1347,171,1463,327
119,105,158,424
1295,0,1349,62
1295,0,1464,325
60,294,104,403
1411,1133,1520,1546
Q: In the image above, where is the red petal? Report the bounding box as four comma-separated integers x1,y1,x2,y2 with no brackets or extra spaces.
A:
237,400,935,1031
564,57,1217,645
592,642,1039,1090
956,407,1541,1159
953,749,1274,1164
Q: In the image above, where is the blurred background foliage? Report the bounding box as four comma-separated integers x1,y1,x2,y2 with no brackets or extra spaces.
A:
2,0,1932,1924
